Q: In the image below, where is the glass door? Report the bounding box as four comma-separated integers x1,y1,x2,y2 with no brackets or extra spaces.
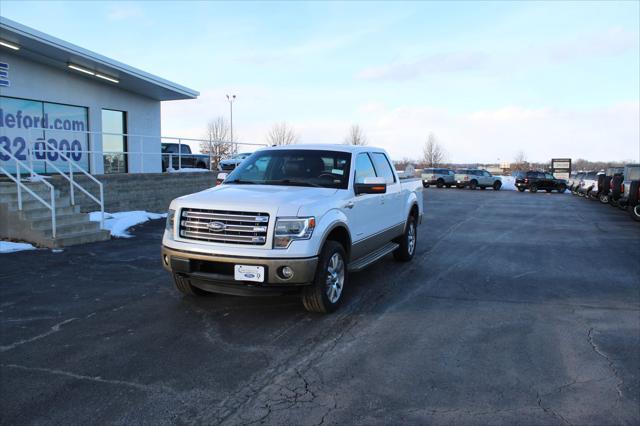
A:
102,109,127,173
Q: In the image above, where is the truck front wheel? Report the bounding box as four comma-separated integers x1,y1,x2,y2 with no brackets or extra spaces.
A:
302,241,347,313
394,214,417,262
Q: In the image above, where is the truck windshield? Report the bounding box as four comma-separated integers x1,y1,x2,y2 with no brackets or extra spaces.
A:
224,149,352,189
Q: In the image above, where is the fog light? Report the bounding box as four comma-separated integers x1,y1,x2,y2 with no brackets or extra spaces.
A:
279,266,294,280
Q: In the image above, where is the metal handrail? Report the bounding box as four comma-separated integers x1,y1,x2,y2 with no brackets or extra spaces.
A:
0,145,57,238
39,138,104,229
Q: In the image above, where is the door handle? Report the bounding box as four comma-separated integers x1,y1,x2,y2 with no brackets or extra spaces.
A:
344,201,355,209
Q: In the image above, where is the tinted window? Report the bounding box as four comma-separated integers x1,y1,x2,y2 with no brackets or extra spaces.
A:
370,152,396,184
355,153,377,184
225,149,352,189
545,173,554,179
626,166,640,181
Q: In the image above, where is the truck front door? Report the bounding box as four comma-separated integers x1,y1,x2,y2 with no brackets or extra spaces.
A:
344,153,386,257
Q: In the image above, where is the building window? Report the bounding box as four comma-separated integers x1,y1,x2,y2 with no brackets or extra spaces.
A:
0,96,89,174
102,109,127,174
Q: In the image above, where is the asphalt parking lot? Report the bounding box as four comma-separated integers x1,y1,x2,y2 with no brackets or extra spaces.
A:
1,188,639,425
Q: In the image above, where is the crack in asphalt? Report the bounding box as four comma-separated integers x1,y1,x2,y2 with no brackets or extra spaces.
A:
0,318,77,352
587,327,624,399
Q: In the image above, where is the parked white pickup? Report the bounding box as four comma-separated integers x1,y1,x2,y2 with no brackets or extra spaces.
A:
162,144,423,313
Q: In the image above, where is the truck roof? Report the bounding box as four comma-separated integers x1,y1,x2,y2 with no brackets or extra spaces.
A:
259,144,387,154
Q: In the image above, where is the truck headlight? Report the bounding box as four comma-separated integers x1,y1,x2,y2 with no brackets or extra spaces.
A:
274,217,315,249
166,209,176,231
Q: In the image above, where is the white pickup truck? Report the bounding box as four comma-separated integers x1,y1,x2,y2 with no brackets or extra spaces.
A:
162,145,423,313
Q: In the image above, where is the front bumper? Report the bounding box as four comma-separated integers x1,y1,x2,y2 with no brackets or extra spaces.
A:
161,246,318,295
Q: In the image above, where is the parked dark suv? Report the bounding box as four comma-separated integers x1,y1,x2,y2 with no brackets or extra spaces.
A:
514,171,567,193
596,167,623,204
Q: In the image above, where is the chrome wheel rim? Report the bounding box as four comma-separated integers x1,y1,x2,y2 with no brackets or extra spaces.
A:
325,253,345,304
634,205,640,217
407,222,416,255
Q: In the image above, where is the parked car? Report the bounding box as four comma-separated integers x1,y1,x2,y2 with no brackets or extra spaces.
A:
628,180,640,221
454,169,502,190
218,152,252,172
616,164,640,210
161,145,424,313
421,168,455,188
161,143,210,171
609,172,625,207
568,172,585,192
576,171,601,198
596,167,623,204
514,171,567,193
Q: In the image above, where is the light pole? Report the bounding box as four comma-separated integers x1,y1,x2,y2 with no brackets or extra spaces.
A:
226,94,236,144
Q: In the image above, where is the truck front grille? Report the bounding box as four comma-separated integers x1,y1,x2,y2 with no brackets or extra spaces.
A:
179,208,269,245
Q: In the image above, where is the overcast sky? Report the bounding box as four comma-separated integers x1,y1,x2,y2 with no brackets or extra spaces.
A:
2,1,639,163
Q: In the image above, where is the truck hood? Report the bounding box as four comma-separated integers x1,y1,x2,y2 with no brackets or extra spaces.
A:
172,184,339,217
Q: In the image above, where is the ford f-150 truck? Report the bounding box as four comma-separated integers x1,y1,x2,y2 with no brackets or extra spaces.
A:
162,145,423,313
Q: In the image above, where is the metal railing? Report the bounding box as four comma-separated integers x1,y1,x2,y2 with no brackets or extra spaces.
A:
40,138,104,229
5,127,268,175
0,145,57,238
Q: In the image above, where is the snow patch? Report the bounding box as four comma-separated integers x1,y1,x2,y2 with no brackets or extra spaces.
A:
89,211,167,238
0,241,36,253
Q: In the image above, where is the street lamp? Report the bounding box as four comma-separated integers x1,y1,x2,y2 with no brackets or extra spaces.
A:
226,94,236,143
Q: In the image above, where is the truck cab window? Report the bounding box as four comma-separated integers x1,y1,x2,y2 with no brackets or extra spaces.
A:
355,153,377,184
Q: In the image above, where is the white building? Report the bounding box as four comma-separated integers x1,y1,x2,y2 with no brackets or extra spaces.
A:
0,16,198,175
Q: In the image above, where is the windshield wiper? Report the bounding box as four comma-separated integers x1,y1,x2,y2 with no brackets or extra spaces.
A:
224,179,258,185
266,179,325,188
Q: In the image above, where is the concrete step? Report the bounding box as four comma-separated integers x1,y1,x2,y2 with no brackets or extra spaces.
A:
30,213,91,231
48,229,111,248
19,204,80,220
0,189,62,203
8,196,72,212
40,220,102,238
0,182,57,195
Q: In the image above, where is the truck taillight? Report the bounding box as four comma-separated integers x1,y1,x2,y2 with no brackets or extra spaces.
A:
620,184,624,194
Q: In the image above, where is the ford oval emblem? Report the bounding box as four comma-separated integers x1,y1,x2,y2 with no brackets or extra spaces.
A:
208,221,226,232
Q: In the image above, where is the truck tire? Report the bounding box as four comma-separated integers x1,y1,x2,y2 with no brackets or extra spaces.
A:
436,179,444,188
517,187,526,192
302,241,347,314
493,181,502,190
394,214,417,262
599,193,609,203
631,205,640,222
530,185,538,193
422,182,429,188
469,180,478,190
172,274,209,296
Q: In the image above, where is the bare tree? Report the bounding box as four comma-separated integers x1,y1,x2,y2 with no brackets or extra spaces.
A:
343,124,368,146
513,150,529,171
201,116,234,170
422,133,446,167
266,122,299,146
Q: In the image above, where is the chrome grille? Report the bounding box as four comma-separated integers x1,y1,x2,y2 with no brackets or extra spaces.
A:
179,208,269,245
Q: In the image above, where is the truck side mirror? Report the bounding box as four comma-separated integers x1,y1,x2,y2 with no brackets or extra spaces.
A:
355,177,387,195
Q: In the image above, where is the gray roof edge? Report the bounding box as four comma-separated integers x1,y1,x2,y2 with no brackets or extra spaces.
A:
0,16,199,99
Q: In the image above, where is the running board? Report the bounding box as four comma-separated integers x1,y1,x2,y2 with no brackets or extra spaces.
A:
348,242,399,272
